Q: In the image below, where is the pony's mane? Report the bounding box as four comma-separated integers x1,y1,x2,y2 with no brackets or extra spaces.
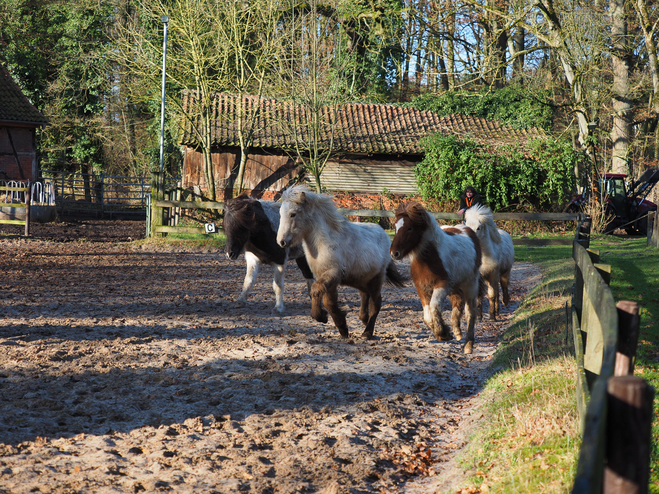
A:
282,185,345,231
225,194,259,229
466,204,501,243
395,202,433,229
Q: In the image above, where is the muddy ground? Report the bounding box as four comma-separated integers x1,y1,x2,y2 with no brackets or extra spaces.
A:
0,217,540,493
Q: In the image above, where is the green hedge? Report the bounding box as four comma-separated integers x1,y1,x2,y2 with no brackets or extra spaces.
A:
415,135,582,211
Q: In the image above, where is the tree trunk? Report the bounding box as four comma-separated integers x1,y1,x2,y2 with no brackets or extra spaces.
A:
610,0,632,174
634,0,659,158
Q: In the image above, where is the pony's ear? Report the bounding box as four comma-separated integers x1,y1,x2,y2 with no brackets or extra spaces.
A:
299,191,306,203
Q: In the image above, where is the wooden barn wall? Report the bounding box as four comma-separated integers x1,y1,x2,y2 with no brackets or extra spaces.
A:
182,146,298,198
182,146,421,197
321,156,419,195
0,126,37,181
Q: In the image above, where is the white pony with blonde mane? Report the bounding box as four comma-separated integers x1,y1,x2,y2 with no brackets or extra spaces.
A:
276,185,406,339
464,204,514,320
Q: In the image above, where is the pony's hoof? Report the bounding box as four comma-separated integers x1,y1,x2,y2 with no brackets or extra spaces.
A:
234,300,247,309
463,341,474,354
312,310,328,323
432,328,453,341
452,329,463,340
338,328,350,338
361,330,374,340
272,307,285,316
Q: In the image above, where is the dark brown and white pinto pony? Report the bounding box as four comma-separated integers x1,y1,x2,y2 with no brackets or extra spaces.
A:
390,202,482,354
224,195,313,313
276,185,407,339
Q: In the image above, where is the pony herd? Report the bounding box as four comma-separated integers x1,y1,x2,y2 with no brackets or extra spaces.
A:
223,185,515,354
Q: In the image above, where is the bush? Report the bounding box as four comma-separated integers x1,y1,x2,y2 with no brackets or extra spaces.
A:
415,135,581,211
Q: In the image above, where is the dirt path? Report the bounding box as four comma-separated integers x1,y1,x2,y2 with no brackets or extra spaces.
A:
0,226,540,494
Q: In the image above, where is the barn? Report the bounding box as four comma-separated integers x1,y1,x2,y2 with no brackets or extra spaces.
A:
0,63,49,182
179,91,545,200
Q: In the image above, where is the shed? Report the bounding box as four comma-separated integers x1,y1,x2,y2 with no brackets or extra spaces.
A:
0,63,49,182
180,91,545,199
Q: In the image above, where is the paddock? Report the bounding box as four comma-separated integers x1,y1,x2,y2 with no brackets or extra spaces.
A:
0,236,539,493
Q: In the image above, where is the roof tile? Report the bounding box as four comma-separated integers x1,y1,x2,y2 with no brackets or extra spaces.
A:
180,91,546,155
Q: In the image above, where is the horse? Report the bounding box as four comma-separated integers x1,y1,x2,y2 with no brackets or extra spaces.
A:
276,185,407,339
223,195,314,313
390,202,482,354
464,204,514,321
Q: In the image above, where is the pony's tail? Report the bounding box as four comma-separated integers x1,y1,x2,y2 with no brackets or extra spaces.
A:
386,262,409,288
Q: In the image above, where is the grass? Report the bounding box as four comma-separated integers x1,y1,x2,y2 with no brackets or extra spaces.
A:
448,234,659,493
135,232,226,250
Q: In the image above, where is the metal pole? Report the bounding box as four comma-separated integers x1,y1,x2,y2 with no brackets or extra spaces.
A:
159,15,169,173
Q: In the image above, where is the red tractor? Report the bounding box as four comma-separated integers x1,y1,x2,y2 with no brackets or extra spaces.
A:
566,168,659,235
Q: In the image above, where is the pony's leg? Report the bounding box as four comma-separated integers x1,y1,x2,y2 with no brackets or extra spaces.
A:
359,291,370,326
272,263,285,313
236,252,260,308
500,269,511,306
463,295,478,354
428,286,452,341
323,287,349,338
309,280,329,324
488,273,500,320
477,276,487,321
361,278,383,339
449,293,464,340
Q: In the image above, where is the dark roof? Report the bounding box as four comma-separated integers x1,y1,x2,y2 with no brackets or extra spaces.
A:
0,63,49,127
180,91,546,155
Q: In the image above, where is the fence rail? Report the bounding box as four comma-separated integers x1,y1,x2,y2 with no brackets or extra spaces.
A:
0,182,31,235
148,172,583,240
570,219,653,493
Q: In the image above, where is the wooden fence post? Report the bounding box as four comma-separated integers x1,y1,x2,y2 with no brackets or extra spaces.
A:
150,171,164,237
648,211,658,248
614,301,640,377
604,376,654,494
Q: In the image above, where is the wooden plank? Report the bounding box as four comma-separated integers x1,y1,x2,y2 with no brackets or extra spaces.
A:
493,212,581,221
0,219,26,225
513,237,573,246
582,263,618,381
573,307,590,432
604,376,653,494
0,186,28,193
154,225,225,235
154,200,224,211
572,378,609,494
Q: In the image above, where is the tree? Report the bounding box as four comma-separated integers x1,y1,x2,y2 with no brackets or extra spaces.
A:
274,0,358,193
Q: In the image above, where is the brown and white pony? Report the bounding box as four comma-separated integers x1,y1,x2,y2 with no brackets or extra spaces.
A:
464,204,514,320
276,185,407,339
224,195,314,313
390,202,482,354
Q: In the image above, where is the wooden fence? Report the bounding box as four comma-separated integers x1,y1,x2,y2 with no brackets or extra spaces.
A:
648,211,658,247
0,182,30,235
148,172,582,240
571,219,654,493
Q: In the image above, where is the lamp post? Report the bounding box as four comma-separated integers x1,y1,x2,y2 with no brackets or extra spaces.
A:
159,15,169,173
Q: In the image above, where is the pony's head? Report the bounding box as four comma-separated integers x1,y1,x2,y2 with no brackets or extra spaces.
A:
277,185,343,248
223,195,261,260
464,205,501,244
390,202,432,260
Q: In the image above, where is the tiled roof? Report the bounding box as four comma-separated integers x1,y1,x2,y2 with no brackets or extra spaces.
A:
0,63,49,127
180,91,546,155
